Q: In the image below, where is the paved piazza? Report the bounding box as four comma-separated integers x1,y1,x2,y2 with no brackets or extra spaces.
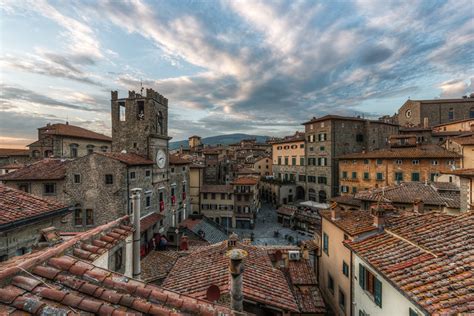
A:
232,203,313,246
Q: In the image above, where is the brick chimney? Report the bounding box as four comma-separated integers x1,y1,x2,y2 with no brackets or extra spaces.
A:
226,248,248,312
413,199,424,214
331,205,341,221
371,204,385,229
180,235,189,251
228,232,238,249
301,243,310,260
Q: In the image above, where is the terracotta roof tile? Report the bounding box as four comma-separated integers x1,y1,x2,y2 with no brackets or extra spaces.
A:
232,177,258,185
40,123,112,142
320,209,378,236
450,134,474,145
140,212,164,233
169,154,191,165
96,152,154,165
0,158,70,181
444,168,474,177
345,212,474,315
201,185,233,193
0,185,70,230
0,148,29,157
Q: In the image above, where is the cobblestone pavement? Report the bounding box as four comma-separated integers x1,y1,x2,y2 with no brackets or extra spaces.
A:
232,203,312,246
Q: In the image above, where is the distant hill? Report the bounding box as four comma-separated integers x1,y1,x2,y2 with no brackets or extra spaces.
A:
170,133,270,150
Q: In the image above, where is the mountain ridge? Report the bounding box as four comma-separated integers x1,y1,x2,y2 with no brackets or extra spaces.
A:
170,133,270,150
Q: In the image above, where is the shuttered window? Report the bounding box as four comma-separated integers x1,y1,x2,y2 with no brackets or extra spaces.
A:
359,263,382,308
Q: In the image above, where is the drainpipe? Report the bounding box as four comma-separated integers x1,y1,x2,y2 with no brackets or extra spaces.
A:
131,188,142,279
226,248,248,312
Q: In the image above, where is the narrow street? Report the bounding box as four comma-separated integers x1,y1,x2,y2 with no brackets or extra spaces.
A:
232,203,312,246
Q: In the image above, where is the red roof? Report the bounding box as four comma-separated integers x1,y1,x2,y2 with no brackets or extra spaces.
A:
345,212,474,315
339,144,460,159
0,185,70,230
320,209,378,236
162,241,300,312
40,123,112,142
0,148,29,157
302,114,398,126
169,154,191,165
140,212,163,233
96,152,154,165
232,177,258,185
445,168,474,177
0,216,232,315
0,159,69,181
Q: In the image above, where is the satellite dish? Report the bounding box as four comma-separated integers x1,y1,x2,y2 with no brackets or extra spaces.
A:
206,284,221,302
275,250,283,261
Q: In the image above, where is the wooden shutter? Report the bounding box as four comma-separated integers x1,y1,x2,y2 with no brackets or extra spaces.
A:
374,277,382,307
359,264,365,289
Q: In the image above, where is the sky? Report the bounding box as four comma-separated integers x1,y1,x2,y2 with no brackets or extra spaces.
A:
0,0,473,148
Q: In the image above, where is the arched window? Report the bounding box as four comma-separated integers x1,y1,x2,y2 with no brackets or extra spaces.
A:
448,108,454,121
86,144,94,155
157,111,164,135
308,188,316,201
470,107,474,118
70,144,79,158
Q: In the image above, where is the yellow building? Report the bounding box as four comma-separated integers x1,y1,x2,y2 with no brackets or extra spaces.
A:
252,156,272,176
443,134,474,169
432,118,474,133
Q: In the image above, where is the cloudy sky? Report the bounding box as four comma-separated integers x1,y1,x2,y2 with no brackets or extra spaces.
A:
1,0,473,148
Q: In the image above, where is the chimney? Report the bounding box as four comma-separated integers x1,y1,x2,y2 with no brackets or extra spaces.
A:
180,235,189,251
331,205,341,221
423,117,429,128
413,199,424,214
301,243,309,260
226,248,248,312
372,207,385,229
228,232,239,249
131,188,142,279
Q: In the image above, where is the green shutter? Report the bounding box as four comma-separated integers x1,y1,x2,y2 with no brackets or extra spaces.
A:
374,278,382,307
359,264,365,289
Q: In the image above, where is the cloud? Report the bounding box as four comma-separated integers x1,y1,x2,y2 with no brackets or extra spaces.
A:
438,78,473,98
0,84,108,112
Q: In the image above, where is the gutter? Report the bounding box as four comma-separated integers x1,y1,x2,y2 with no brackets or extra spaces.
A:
0,206,72,232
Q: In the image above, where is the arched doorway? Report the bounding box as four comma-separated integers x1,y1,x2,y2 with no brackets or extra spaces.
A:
308,189,316,201
318,190,327,203
296,186,305,200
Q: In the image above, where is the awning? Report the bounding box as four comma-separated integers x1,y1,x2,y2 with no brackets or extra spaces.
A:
140,212,164,233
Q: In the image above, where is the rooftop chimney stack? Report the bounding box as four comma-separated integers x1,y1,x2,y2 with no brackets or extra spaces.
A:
372,207,385,229
131,188,142,279
330,204,341,221
226,248,248,312
414,199,424,214
228,232,239,249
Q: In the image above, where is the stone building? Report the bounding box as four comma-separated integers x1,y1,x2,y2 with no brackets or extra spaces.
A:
445,169,474,212
0,185,72,261
303,115,399,202
338,144,460,194
0,148,30,167
443,134,474,169
203,149,220,184
27,122,112,159
271,131,306,202
397,97,474,128
189,163,204,214
168,154,191,227
232,177,260,229
250,156,272,177
200,184,235,228
188,135,202,149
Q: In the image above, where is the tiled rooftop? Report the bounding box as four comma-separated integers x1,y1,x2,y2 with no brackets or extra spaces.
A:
169,154,192,165
320,209,378,236
0,148,30,157
140,212,163,233
355,182,460,208
339,144,460,159
141,251,181,283
0,158,70,181
232,177,258,185
277,205,296,217
450,134,474,145
345,212,474,315
0,216,233,315
201,184,234,193
445,168,474,177
162,241,300,312
96,152,154,165
330,195,362,207
40,123,112,142
302,114,398,126
180,216,228,244
0,185,70,230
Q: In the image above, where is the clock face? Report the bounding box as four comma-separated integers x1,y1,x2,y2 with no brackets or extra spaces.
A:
156,149,166,169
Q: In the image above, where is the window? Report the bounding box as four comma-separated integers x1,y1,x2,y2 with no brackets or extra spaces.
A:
145,170,151,178
137,101,145,120
70,144,78,158
342,171,348,179
300,144,304,148
146,195,151,208
114,248,123,271
211,193,216,199
43,183,56,195
100,146,108,152
308,176,316,183
298,174,306,181
364,159,369,164
363,172,369,180
284,157,289,165
278,156,282,165
130,171,136,179
74,207,83,226
86,209,94,226
352,187,357,193
318,133,327,141
376,159,383,165
32,150,40,158
105,174,113,185
430,173,439,182
18,183,29,193
119,102,126,121
411,172,420,181
341,186,349,193
318,157,327,166
395,172,403,182
352,172,357,179
470,107,474,118
339,288,346,311
300,157,305,166
328,273,334,294
318,176,327,184
356,134,364,142
432,160,439,165
395,159,402,165
323,233,329,255
87,145,94,155
73,174,81,184
448,160,455,166
376,172,383,181
157,111,164,134
320,146,325,151
359,264,382,307
412,159,419,165
342,261,349,277
448,107,454,121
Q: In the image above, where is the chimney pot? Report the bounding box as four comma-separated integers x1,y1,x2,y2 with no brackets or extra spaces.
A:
226,248,247,312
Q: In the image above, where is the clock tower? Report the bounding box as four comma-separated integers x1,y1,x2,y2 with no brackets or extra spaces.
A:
111,88,171,182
